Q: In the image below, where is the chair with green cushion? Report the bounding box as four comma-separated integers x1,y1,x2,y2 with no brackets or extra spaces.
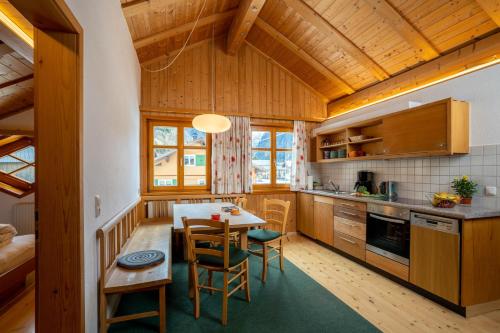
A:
182,217,251,326
248,198,291,283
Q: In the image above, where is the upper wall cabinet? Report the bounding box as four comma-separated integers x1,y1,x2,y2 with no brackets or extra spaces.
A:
316,98,469,163
382,99,469,156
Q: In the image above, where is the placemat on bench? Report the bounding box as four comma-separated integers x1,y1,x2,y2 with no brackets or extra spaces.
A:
117,250,165,270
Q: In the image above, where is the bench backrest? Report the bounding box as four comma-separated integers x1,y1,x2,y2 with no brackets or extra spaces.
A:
142,194,246,222
96,199,141,286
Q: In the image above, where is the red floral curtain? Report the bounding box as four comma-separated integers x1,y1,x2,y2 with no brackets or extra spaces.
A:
211,116,252,194
291,121,308,191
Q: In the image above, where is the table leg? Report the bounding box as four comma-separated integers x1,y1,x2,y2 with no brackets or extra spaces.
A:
159,286,166,333
240,230,248,250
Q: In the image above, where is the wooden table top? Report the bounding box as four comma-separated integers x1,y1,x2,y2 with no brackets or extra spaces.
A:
173,202,266,231
104,222,172,294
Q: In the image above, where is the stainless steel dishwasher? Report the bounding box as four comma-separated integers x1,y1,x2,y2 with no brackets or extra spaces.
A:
409,212,461,304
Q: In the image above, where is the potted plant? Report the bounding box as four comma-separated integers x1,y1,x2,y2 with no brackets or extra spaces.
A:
451,176,478,205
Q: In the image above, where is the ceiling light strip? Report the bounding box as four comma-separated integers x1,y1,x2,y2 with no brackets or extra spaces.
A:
0,10,34,48
329,58,500,119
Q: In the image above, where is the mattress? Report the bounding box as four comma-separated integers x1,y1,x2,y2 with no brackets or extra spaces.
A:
0,234,35,275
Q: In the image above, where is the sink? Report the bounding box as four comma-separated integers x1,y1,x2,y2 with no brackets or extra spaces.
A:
316,190,350,195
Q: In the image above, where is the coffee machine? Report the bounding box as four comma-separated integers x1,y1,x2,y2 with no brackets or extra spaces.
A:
354,171,374,193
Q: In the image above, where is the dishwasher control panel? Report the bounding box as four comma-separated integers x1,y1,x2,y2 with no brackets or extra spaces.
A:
410,212,459,234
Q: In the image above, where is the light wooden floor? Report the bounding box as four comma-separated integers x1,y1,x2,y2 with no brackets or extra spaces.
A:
1,234,500,332
284,233,500,333
0,287,35,333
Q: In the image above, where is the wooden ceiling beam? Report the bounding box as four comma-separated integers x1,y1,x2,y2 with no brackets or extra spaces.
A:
475,0,500,26
327,32,500,117
0,129,34,137
0,104,33,120
226,0,266,55
0,42,13,57
282,0,389,81
140,34,226,65
122,0,175,18
364,0,439,61
0,74,34,90
255,18,354,95
134,9,237,49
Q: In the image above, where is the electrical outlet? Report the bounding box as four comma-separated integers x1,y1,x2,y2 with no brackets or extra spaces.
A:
95,195,102,217
485,186,497,196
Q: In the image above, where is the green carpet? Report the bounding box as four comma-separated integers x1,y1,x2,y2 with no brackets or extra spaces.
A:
109,255,380,333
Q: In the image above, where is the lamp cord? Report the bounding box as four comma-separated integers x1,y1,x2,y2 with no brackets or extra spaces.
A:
142,0,208,73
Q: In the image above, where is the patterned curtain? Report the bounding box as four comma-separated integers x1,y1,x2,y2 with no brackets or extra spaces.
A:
291,120,308,191
211,116,252,194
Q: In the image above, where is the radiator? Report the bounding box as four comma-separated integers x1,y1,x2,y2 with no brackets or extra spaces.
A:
13,202,35,235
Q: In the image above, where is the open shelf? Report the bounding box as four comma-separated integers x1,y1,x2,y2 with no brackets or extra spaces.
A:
348,137,383,145
317,158,348,163
319,142,347,149
317,155,386,163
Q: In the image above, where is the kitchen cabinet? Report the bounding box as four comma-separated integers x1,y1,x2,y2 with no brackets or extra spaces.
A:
410,215,460,304
315,98,469,163
333,201,367,260
334,232,365,261
297,193,315,238
461,218,500,308
313,196,334,246
382,99,469,156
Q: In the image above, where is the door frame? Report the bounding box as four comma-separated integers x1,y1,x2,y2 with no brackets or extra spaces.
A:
8,0,84,331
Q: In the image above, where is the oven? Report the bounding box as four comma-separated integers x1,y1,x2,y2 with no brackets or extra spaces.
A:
366,203,410,265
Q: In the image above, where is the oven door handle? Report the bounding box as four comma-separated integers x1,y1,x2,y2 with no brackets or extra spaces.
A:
369,213,406,224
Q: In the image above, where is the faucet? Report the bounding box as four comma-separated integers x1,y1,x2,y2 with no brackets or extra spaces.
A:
328,179,340,192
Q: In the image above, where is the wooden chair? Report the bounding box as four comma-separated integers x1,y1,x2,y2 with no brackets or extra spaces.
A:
182,217,251,326
248,198,291,283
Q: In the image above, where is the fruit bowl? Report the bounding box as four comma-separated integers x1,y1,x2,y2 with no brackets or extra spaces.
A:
426,192,460,208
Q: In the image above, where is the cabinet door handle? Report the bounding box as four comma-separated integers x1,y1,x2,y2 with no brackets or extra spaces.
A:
338,236,356,245
340,211,358,217
340,202,356,207
337,220,357,227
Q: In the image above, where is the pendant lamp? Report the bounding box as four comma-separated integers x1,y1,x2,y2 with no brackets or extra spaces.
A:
192,26,231,133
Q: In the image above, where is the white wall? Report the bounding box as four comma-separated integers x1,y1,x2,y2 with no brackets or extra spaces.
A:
317,63,500,146
64,1,141,332
0,192,34,225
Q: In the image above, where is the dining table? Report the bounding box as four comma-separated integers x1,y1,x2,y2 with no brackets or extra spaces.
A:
172,202,267,250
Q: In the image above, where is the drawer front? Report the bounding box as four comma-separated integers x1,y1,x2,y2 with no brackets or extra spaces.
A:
334,206,366,223
314,195,334,205
366,250,409,281
334,198,366,212
333,232,366,261
334,216,366,240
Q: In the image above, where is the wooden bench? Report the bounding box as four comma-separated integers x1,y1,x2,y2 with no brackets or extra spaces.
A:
97,200,172,332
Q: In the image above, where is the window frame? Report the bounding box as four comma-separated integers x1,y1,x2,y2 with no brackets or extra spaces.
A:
0,137,35,198
148,120,211,192
251,126,293,190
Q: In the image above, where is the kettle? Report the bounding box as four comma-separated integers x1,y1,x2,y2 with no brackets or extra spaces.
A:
379,181,398,201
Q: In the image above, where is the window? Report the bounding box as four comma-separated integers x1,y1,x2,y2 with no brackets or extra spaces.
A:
0,137,35,197
251,126,293,188
149,121,210,191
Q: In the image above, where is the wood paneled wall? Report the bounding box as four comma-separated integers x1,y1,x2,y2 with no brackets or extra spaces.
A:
246,192,297,232
141,37,327,121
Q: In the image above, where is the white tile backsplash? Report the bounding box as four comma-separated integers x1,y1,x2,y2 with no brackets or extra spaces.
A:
310,145,500,200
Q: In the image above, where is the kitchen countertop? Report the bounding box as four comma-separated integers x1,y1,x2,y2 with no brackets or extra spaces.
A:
301,190,500,220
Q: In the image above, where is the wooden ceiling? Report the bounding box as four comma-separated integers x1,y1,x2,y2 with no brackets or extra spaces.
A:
121,0,500,107
0,40,33,120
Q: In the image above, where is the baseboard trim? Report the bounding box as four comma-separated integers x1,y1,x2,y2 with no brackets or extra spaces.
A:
466,299,500,318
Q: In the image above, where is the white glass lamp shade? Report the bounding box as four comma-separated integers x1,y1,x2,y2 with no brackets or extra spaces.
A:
192,114,231,133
